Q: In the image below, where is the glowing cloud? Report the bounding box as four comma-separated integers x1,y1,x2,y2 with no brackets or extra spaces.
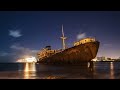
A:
10,44,39,59
9,30,22,38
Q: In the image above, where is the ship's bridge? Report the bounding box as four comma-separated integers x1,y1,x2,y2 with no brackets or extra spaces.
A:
74,37,96,46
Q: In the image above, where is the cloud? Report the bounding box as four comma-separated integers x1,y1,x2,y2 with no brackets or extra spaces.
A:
0,52,16,62
0,52,9,56
31,50,39,53
77,33,86,40
0,51,16,57
9,30,22,38
103,44,112,47
0,44,39,62
10,44,39,59
10,44,24,50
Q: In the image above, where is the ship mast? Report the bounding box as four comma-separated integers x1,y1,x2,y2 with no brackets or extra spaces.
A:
60,24,67,50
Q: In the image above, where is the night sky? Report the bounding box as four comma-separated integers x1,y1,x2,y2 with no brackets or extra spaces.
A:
0,11,120,62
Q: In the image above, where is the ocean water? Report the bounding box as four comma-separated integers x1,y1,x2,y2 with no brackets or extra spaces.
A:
0,62,120,79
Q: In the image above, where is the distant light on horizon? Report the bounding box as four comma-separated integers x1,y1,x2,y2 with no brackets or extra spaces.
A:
25,56,37,63
16,56,37,63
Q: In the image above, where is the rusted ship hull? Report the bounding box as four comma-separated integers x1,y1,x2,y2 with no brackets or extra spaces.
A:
37,41,99,64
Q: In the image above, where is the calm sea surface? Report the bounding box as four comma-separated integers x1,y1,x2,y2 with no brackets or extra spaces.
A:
0,62,120,79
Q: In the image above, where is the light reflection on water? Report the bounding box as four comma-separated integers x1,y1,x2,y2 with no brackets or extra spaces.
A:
24,63,36,79
0,62,120,79
110,62,114,79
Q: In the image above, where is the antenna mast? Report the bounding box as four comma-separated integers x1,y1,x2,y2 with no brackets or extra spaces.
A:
60,24,67,50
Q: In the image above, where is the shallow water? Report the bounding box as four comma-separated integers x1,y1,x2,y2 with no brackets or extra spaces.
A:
0,62,120,79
